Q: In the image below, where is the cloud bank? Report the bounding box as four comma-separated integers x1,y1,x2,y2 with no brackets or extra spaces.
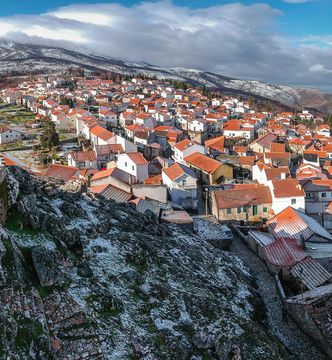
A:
0,1,331,90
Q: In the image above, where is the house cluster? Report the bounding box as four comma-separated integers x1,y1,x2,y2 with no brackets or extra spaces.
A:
0,76,331,225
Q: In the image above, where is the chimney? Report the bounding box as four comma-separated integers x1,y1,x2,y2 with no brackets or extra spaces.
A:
280,172,286,180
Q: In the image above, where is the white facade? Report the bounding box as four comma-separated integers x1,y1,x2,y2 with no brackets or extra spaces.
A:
188,119,207,133
162,170,198,209
268,181,305,214
116,153,149,182
223,129,253,140
0,129,23,144
172,143,205,163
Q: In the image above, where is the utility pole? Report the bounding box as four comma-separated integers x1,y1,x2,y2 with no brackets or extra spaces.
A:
205,186,209,215
321,199,325,228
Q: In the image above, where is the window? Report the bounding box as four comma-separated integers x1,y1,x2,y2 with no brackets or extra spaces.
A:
243,207,247,212
322,192,327,198
237,207,242,214
125,162,127,167
132,166,135,171
291,199,296,205
306,192,312,198
182,180,187,187
263,207,268,213
227,208,232,215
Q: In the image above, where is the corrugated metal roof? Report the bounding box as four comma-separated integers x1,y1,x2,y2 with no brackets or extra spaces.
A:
261,237,307,267
135,198,161,217
248,230,274,247
290,257,331,290
306,242,332,259
267,206,332,242
101,185,132,203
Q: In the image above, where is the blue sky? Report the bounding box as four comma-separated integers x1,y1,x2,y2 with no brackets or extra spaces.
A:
0,1,332,89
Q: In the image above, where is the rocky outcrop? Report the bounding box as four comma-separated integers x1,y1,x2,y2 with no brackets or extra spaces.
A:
0,167,291,359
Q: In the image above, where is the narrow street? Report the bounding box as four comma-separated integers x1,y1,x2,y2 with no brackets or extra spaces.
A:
230,235,327,360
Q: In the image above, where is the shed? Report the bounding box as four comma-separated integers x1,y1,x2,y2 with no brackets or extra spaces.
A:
290,257,331,291
247,230,274,256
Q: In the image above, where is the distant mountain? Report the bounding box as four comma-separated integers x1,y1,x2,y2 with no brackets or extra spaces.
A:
1,40,331,113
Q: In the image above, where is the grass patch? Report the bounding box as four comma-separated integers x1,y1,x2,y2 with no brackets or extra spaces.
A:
15,317,44,349
4,207,39,236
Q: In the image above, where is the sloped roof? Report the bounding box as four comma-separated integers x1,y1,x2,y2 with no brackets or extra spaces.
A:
69,150,96,162
184,152,221,173
91,167,137,185
271,179,305,198
261,237,307,267
162,162,197,181
205,136,225,151
264,167,290,181
248,230,274,247
213,185,272,209
290,257,331,290
89,184,132,203
173,139,197,152
90,125,114,141
43,164,80,182
267,206,332,242
126,152,148,165
250,133,277,148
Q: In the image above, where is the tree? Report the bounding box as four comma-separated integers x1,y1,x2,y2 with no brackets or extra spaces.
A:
248,96,255,108
60,98,74,107
40,122,60,150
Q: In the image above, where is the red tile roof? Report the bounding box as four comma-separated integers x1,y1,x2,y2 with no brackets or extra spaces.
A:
144,174,162,185
270,142,285,152
43,164,80,182
162,162,196,181
173,139,197,152
90,125,114,141
205,136,225,151
272,179,305,198
213,185,272,209
126,152,148,165
184,152,221,173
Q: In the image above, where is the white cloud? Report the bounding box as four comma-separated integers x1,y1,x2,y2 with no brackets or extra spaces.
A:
0,1,331,89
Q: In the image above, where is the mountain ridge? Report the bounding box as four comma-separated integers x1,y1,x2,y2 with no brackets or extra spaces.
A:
1,40,331,113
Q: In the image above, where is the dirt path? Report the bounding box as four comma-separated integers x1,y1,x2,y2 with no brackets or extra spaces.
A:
230,235,327,360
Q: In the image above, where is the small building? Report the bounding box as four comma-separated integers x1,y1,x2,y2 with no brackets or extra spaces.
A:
172,139,205,164
162,162,198,210
0,127,24,144
184,152,232,184
116,152,149,183
249,133,277,153
211,185,272,221
267,206,332,244
67,150,97,169
247,230,274,256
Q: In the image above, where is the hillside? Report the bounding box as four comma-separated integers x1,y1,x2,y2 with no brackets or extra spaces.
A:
0,166,293,359
0,40,331,113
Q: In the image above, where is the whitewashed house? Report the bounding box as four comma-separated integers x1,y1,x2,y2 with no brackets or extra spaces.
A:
116,152,149,182
268,179,305,214
162,162,198,209
172,139,206,163
0,127,23,144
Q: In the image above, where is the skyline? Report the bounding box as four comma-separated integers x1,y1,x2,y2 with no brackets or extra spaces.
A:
0,1,332,91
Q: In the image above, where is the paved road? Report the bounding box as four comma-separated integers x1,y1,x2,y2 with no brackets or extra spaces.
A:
230,235,327,360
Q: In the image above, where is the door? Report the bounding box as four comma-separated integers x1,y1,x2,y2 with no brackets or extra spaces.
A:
253,205,258,216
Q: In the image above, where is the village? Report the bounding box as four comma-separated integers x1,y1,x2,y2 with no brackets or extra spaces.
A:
1,75,332,357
